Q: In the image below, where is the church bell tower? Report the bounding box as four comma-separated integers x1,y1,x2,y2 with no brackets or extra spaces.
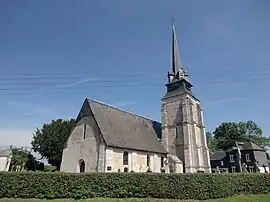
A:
161,24,211,173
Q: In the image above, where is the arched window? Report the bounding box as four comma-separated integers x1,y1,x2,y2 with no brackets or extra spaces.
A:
83,124,86,140
123,151,128,165
161,157,164,167
124,167,128,172
169,165,174,173
147,154,150,167
79,160,85,173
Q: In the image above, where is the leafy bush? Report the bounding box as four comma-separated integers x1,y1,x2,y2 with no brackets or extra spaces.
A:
9,147,44,172
0,172,269,200
44,165,57,172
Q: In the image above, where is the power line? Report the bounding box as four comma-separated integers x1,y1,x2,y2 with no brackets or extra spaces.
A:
0,75,161,81
0,70,270,85
0,78,164,85
0,75,269,93
3,63,270,76
1,64,270,80
0,66,269,94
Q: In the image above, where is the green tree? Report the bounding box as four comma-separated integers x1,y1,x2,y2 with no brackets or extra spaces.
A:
213,121,270,151
206,132,218,153
44,165,57,172
31,119,76,170
9,147,44,171
238,121,269,148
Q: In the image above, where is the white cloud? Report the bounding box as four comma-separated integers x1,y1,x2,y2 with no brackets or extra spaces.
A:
24,108,50,116
59,78,99,88
6,100,52,117
35,78,99,91
0,128,49,164
0,128,34,148
207,98,244,105
36,87,49,91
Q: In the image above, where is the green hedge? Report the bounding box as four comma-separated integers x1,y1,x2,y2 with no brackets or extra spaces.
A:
0,172,269,200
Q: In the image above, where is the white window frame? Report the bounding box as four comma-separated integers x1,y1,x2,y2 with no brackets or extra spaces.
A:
231,166,236,173
220,161,224,166
245,154,251,162
123,151,128,165
229,155,235,162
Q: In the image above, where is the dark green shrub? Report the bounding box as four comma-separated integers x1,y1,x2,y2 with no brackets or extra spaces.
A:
44,165,57,172
0,172,269,200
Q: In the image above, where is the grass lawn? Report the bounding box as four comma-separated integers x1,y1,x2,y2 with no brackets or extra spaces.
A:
0,194,270,202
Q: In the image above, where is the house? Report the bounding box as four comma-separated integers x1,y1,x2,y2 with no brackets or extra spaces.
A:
0,148,12,171
266,147,270,169
210,151,229,173
268,154,270,169
210,141,269,173
60,24,211,174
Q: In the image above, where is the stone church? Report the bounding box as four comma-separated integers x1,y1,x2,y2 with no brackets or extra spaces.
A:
60,25,211,173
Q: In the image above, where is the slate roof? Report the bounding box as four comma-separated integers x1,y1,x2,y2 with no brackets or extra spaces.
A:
210,151,226,161
242,142,265,151
169,155,182,163
0,149,11,157
87,99,167,154
162,79,199,102
225,141,266,152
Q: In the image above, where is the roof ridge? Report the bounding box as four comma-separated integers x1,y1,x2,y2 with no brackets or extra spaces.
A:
87,98,160,124
249,141,265,150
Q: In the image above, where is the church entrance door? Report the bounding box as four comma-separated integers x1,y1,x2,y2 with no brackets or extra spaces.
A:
79,160,85,173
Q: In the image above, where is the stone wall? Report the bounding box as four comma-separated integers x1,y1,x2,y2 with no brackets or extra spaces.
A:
161,93,211,173
60,115,105,173
104,147,166,173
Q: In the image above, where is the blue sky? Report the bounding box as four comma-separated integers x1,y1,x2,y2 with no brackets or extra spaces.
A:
0,0,270,147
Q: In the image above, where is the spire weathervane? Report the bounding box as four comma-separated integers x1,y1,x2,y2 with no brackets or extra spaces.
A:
171,18,176,26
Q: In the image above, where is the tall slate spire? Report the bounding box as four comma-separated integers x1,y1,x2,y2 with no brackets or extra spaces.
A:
168,23,188,83
172,24,183,74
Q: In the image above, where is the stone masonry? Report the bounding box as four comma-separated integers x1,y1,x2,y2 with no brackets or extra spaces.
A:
161,24,211,173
